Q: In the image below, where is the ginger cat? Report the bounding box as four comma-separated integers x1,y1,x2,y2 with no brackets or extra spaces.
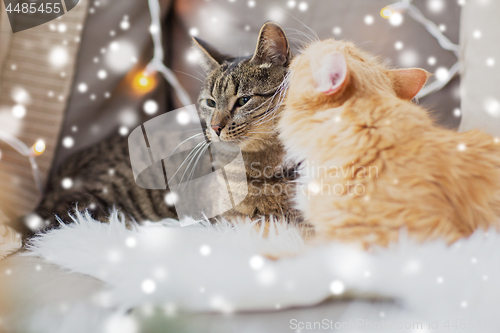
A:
279,39,500,246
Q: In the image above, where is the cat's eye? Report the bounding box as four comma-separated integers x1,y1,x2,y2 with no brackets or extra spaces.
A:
237,96,251,107
206,99,216,108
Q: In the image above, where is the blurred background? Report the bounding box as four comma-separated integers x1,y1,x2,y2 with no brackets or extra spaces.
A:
174,0,462,128
1,0,500,332
0,0,465,226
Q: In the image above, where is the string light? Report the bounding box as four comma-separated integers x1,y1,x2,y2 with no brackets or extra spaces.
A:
0,130,44,191
145,0,191,106
32,139,46,156
381,0,460,98
132,71,157,95
380,7,393,19
0,0,191,195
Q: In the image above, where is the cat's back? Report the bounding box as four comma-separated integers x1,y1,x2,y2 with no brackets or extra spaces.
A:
37,134,177,228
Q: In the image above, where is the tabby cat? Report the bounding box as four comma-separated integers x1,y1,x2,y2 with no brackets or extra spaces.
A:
36,134,176,227
36,22,300,228
193,22,300,223
279,38,500,247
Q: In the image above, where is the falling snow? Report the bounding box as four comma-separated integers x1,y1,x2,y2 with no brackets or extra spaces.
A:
249,255,264,270
125,237,137,248
62,136,75,148
164,192,178,206
329,280,345,295
364,15,374,25
61,177,73,189
49,47,69,68
435,67,449,81
143,100,159,115
200,245,212,256
97,69,108,80
484,98,500,117
141,279,156,294
12,104,26,119
119,126,129,136
389,12,403,26
177,111,190,125
24,213,43,231
428,0,445,13
78,83,88,93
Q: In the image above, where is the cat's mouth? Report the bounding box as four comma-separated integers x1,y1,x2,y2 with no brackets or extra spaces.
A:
207,127,239,144
207,127,266,153
206,129,237,146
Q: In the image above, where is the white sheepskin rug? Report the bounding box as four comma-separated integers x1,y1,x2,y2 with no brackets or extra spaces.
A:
25,211,500,332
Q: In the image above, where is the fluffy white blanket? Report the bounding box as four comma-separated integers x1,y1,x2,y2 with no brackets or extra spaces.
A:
25,211,500,332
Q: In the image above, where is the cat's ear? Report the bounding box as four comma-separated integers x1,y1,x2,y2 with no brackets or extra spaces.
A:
251,22,291,66
192,37,232,73
313,52,348,95
388,68,431,100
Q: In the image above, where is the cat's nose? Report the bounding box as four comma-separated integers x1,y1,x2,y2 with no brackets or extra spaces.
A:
211,125,223,136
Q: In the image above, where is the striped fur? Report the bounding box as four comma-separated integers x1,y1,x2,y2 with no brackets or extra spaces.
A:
36,135,177,228
194,22,302,224
36,22,304,231
279,39,500,247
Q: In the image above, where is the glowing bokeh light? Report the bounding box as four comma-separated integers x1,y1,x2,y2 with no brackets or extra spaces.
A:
132,72,157,95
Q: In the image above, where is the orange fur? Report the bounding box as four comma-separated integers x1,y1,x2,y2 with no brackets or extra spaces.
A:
279,39,500,247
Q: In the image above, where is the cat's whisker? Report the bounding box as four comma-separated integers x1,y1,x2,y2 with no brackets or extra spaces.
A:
244,90,281,117
356,40,374,49
252,100,282,124
186,141,211,185
177,141,208,189
286,36,311,47
193,68,208,78
252,86,288,126
174,70,205,83
285,30,317,47
281,13,320,41
168,140,206,187
252,107,279,126
251,106,277,124
169,133,205,157
249,81,288,126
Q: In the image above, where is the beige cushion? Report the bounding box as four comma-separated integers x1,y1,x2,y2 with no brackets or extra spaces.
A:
0,5,13,78
0,0,89,225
